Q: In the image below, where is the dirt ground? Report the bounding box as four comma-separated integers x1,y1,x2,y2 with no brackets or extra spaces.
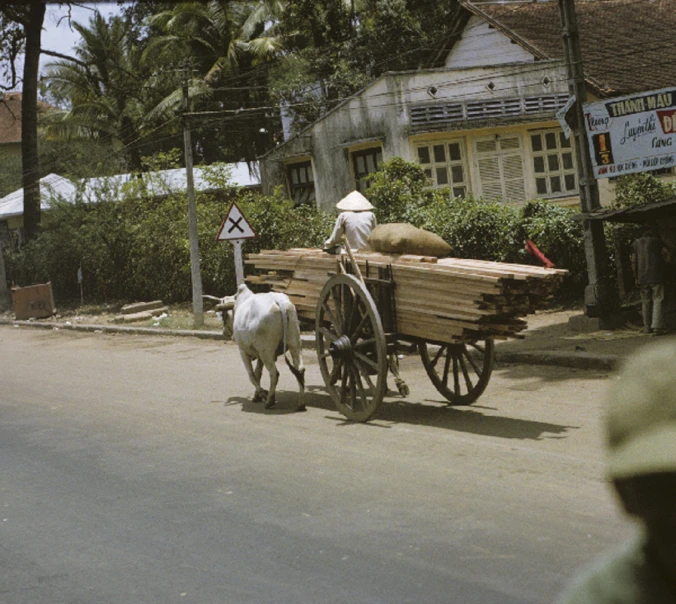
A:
494,304,671,361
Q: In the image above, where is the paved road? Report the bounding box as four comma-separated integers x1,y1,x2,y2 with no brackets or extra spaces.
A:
0,326,633,604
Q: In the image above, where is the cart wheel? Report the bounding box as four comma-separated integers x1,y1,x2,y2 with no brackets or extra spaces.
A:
419,339,494,405
316,274,388,422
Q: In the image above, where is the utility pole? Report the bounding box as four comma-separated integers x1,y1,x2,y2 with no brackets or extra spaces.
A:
0,243,10,310
182,70,204,328
558,0,614,320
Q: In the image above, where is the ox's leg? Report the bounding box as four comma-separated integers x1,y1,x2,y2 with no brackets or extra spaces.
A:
251,359,268,403
240,350,267,403
388,353,410,397
284,348,306,412
254,358,264,385
262,358,279,409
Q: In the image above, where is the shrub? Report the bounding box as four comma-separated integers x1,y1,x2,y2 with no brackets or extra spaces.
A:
6,156,594,305
613,172,676,209
6,174,333,303
365,158,588,297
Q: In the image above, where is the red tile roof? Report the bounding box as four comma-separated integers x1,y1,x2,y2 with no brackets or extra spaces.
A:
464,0,676,96
0,92,57,146
0,93,22,146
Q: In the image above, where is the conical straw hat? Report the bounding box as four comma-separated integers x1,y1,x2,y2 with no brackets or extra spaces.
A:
336,190,374,211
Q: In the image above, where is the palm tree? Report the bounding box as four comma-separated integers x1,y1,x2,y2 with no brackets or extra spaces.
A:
147,1,284,84
144,1,286,161
42,13,174,171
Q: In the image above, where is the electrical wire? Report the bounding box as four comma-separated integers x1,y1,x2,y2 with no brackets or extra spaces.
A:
6,0,675,182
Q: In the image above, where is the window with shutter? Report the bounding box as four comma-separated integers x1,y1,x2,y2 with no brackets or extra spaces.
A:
474,135,525,203
351,147,383,192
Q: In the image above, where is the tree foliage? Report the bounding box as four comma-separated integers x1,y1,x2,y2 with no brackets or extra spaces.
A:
270,0,461,134
36,1,464,166
42,13,185,171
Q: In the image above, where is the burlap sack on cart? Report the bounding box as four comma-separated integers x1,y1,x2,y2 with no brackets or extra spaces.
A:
368,223,452,257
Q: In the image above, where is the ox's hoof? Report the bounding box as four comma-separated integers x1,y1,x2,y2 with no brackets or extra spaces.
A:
295,404,307,412
264,397,276,409
396,381,410,397
253,390,268,403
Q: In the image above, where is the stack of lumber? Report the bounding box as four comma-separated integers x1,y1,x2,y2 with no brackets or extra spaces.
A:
246,248,567,344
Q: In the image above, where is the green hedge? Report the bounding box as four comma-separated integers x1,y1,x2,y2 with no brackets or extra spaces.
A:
5,180,333,303
7,156,591,305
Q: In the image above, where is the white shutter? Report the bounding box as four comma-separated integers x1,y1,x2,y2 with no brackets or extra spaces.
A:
503,154,526,202
474,135,525,203
477,157,503,201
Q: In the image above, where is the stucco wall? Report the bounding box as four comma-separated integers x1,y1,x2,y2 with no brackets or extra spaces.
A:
261,62,575,209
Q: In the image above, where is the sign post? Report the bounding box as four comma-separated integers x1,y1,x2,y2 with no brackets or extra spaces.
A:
556,94,576,140
216,202,257,286
233,239,244,285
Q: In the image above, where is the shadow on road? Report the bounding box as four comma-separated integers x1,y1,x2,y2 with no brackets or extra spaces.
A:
375,400,577,440
225,384,337,415
226,384,576,440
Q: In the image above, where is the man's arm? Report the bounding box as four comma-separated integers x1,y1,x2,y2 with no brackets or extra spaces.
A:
324,214,345,250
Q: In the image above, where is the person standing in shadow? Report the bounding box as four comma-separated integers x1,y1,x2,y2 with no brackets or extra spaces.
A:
631,224,668,335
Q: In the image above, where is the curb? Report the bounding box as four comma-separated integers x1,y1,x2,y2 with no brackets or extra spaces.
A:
495,349,619,371
1,319,621,370
0,318,226,341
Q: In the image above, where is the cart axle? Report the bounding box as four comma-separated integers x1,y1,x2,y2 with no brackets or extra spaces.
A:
329,335,353,360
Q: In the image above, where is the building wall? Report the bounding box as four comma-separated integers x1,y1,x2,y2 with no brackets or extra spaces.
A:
445,15,535,69
262,62,588,211
0,142,21,157
262,61,676,212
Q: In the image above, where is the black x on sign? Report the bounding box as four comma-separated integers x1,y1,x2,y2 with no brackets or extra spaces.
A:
216,201,257,241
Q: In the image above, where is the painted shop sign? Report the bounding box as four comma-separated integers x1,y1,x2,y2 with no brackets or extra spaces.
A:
583,87,676,178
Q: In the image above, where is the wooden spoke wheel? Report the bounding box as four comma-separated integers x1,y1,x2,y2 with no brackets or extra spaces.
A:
419,339,495,406
315,274,388,422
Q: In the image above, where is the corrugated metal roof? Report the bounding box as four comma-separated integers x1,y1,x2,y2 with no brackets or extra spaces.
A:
80,163,259,200
573,197,676,223
0,174,77,218
0,163,260,220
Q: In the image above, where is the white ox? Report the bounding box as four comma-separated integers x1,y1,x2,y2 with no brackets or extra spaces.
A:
211,284,306,412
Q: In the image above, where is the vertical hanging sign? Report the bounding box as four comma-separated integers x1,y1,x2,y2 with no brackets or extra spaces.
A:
216,201,257,286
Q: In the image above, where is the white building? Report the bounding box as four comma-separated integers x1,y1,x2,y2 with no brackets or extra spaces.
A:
260,0,675,211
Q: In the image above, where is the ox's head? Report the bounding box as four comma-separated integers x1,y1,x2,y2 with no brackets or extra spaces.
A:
215,295,236,338
208,284,253,339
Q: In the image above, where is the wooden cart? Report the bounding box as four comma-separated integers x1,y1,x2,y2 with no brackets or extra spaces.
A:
247,249,567,422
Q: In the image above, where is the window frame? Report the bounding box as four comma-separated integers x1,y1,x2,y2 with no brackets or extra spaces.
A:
528,128,578,199
351,146,383,192
414,138,469,198
286,160,316,206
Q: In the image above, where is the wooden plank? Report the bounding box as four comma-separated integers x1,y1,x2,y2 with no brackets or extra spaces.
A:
245,248,565,343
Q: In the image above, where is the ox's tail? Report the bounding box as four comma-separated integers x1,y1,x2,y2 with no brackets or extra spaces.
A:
276,298,305,390
276,299,289,355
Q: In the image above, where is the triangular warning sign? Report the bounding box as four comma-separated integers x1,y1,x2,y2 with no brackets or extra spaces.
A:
216,201,257,241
